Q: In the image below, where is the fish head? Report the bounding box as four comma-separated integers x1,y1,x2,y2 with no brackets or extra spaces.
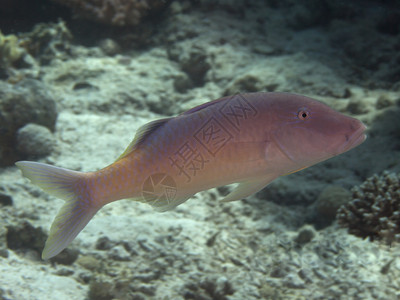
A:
269,94,367,171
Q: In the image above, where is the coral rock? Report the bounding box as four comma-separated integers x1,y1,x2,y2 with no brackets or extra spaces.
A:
337,172,400,244
0,79,57,166
17,123,55,158
50,0,167,26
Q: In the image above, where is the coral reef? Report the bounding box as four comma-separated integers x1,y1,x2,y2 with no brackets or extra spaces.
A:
50,0,167,26
337,172,400,244
0,31,25,69
0,21,71,81
1,1,400,299
21,20,73,65
0,79,57,166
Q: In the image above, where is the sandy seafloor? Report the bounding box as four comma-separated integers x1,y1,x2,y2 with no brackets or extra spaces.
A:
1,1,400,299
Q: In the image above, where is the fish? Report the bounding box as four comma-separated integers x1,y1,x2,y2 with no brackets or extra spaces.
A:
16,92,367,259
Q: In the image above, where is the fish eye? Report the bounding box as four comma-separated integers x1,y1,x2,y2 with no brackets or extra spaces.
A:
297,110,309,120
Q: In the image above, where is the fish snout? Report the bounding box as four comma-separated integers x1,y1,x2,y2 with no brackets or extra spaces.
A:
338,120,367,154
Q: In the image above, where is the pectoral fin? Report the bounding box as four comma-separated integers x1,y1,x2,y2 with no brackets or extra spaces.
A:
220,174,277,202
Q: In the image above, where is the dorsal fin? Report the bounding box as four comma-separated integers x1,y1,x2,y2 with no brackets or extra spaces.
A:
181,96,231,115
115,117,172,161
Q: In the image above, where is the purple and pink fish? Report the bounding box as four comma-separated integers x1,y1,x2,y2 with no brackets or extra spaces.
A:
16,92,367,259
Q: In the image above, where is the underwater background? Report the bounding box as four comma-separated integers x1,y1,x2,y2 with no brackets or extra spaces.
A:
1,0,400,299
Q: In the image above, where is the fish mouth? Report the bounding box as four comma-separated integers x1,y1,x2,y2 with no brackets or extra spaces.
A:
337,122,367,154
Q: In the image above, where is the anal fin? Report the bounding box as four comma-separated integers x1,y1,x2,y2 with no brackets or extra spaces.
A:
220,174,277,202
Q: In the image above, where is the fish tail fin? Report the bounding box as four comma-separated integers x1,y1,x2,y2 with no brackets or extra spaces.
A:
16,161,100,259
